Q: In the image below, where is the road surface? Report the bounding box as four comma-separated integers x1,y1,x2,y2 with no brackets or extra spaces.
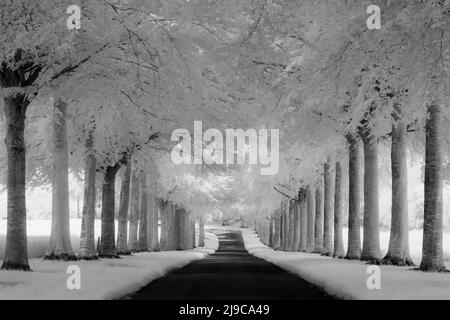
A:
126,230,333,300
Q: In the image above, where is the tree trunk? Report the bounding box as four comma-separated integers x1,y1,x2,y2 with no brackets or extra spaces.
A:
182,210,189,250
313,183,324,253
306,186,315,252
1,94,31,271
167,203,177,250
138,172,148,252
322,160,334,256
159,200,169,250
420,100,445,271
345,133,362,260
46,99,75,260
279,205,285,250
300,189,307,252
359,128,382,262
128,171,140,251
116,160,131,255
293,201,301,251
174,207,183,250
199,216,205,247
147,194,160,251
282,200,289,250
384,105,414,266
190,217,196,249
269,217,274,247
273,209,281,250
288,200,295,251
79,133,97,260
99,163,121,258
333,161,345,258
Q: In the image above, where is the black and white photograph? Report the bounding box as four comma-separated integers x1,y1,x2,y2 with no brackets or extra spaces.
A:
0,0,449,309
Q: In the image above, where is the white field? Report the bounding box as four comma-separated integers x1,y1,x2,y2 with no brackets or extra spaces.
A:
0,231,218,300
0,219,158,259
243,229,450,300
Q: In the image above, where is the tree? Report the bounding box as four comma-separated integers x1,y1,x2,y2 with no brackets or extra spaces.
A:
333,161,345,258
46,98,75,260
313,182,324,253
293,200,301,251
322,160,333,256
159,199,169,250
138,172,149,252
299,189,307,252
288,199,295,251
1,87,32,270
128,171,140,252
359,127,382,262
383,105,413,266
420,99,445,272
79,133,98,260
198,216,205,247
345,133,361,259
306,186,315,252
147,194,160,251
117,161,132,255
99,162,122,258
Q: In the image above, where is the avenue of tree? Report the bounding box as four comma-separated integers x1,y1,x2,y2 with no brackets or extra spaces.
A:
0,0,449,274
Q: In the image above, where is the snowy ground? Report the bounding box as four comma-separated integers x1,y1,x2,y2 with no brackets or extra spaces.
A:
0,230,218,300
242,229,450,300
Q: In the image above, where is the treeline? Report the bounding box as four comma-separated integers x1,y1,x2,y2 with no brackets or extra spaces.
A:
257,106,445,272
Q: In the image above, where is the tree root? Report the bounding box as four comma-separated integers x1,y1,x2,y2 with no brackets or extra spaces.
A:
321,252,333,257
361,257,382,265
416,262,449,273
344,253,361,260
78,255,99,261
381,255,415,267
117,251,132,256
44,253,78,261
1,262,32,272
98,253,121,259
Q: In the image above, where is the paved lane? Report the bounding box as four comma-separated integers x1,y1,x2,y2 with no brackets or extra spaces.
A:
126,230,333,300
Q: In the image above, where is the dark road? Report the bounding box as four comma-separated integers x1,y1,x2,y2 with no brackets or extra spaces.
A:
126,230,333,300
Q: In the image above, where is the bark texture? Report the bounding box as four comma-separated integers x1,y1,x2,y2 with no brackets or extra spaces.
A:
46,99,75,260
322,161,334,256
273,209,281,250
147,194,159,251
128,171,140,251
288,200,295,251
384,105,413,266
299,189,307,252
199,216,205,247
79,134,97,260
306,187,315,252
159,200,169,250
359,128,382,262
282,200,289,251
333,161,345,258
1,94,31,270
137,172,148,252
345,133,362,260
420,100,445,272
293,200,301,251
99,163,121,258
313,183,324,253
116,160,131,255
